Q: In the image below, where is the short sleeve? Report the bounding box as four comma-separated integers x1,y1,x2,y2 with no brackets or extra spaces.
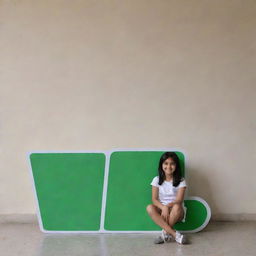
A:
150,176,159,187
178,178,187,188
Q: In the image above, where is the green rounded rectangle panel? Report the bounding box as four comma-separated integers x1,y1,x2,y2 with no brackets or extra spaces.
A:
104,151,185,231
30,153,105,231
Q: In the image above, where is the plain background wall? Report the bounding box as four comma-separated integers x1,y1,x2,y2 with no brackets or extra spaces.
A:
0,0,255,220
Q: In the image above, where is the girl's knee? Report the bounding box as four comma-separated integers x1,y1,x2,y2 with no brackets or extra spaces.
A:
170,204,183,214
146,204,161,216
146,204,154,214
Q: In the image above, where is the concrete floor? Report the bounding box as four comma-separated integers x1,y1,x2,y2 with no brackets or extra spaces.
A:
0,221,256,256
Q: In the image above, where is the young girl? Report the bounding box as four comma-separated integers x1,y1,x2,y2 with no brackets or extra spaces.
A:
146,152,187,244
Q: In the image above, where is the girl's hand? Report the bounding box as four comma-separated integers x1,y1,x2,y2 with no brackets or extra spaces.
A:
161,205,170,222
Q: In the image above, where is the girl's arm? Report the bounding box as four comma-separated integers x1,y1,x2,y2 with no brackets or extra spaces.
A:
152,186,166,210
167,187,186,207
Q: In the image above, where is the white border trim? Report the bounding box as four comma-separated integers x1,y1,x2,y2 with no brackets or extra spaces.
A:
99,151,110,231
27,151,45,233
27,148,210,234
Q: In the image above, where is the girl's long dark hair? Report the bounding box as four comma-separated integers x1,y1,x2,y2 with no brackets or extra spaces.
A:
158,152,183,187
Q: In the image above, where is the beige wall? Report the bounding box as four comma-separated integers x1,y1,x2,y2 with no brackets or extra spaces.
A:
0,0,255,220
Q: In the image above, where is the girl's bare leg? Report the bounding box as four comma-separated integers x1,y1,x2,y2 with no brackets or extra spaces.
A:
146,204,177,237
168,204,184,233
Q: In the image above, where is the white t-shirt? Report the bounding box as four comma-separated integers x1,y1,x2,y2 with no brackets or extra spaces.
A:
150,176,187,206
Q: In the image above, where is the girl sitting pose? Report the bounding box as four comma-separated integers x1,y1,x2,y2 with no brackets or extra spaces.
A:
146,152,187,244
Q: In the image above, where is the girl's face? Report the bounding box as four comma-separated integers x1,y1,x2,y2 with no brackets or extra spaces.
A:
162,157,176,176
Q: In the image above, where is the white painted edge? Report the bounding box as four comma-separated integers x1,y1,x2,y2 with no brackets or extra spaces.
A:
99,151,110,231
26,151,45,233
26,148,213,234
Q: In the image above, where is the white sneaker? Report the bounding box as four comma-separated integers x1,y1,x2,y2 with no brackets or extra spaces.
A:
161,229,174,242
175,231,186,244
